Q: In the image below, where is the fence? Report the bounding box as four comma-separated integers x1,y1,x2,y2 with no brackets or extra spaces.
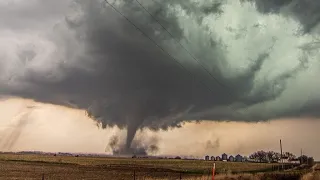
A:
271,164,300,171
39,164,217,180
39,171,214,180
38,163,303,180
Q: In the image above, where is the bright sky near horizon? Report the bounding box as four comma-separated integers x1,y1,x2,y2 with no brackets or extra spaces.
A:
0,98,319,160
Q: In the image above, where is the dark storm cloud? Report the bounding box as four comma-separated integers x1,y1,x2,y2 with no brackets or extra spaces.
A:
1,0,320,150
0,0,70,30
246,0,320,32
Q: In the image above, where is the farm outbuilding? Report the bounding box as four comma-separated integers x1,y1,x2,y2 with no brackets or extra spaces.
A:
222,153,228,161
229,155,234,162
235,154,243,162
210,156,215,161
205,155,210,161
216,156,221,161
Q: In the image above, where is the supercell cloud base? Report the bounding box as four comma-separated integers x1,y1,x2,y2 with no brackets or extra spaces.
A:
0,98,320,160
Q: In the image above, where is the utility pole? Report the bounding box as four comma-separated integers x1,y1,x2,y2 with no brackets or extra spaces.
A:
280,139,283,170
300,148,303,164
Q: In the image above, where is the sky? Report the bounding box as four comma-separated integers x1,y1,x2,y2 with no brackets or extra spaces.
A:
0,0,320,159
0,98,319,160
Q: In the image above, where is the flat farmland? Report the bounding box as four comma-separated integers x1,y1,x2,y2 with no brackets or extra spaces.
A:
0,153,283,180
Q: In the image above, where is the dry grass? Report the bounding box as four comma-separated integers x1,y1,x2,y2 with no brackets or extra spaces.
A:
0,153,277,174
301,172,320,180
0,153,312,180
301,164,320,180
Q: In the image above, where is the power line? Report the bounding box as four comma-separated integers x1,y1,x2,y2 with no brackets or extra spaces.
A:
134,0,235,98
102,0,244,118
103,0,218,95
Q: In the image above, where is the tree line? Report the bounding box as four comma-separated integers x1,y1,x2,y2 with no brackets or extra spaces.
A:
249,150,314,165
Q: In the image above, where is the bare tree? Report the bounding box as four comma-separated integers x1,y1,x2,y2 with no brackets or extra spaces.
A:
283,152,296,160
250,150,267,162
251,151,282,162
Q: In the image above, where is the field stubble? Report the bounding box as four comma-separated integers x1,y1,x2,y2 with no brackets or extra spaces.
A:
0,153,312,180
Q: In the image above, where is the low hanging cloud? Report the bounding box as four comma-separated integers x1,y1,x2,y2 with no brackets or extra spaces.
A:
1,98,320,159
1,0,320,150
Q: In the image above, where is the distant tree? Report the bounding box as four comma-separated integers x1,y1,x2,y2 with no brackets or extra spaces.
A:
251,150,299,163
266,151,279,162
249,153,256,161
266,151,281,162
299,155,315,166
274,152,281,162
307,157,314,166
298,155,308,164
266,151,273,162
250,150,267,162
175,156,181,159
283,152,296,160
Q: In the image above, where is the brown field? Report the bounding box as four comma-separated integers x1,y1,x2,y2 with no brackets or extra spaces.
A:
0,153,312,180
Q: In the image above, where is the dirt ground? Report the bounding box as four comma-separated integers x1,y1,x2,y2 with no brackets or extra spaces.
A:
0,160,201,180
0,153,310,180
